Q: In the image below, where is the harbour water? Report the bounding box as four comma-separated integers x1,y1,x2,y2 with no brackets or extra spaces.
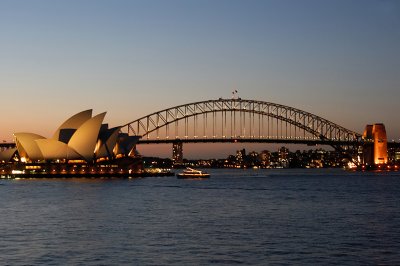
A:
1,169,400,265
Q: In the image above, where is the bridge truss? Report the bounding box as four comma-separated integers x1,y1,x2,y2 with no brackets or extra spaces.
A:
121,99,362,148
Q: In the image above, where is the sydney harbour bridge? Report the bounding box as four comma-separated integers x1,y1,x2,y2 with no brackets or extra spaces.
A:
121,98,362,147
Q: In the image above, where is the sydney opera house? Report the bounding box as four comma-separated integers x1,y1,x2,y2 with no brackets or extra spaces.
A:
0,110,142,176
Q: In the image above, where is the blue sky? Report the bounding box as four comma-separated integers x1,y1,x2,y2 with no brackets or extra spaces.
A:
1,0,399,157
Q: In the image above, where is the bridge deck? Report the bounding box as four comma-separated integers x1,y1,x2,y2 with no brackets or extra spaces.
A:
137,138,400,148
138,138,360,146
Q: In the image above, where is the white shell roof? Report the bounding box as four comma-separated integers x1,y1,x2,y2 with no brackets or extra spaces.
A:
52,109,92,140
68,112,107,162
14,133,46,161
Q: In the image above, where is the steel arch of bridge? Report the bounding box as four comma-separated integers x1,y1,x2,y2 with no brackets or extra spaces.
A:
121,99,362,145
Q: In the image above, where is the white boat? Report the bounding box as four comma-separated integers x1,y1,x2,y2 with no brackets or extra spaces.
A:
176,168,210,179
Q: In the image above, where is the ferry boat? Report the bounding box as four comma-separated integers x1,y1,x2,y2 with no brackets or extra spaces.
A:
176,168,210,179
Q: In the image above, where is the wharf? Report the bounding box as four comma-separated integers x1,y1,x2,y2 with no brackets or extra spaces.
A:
1,171,174,179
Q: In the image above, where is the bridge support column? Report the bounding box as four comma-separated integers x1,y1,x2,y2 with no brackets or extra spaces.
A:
362,124,388,165
172,141,183,166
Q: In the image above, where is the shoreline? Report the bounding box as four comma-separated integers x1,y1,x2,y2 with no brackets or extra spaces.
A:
0,171,174,179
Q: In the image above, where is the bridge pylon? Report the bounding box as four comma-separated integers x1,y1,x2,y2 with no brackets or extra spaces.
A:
361,124,388,166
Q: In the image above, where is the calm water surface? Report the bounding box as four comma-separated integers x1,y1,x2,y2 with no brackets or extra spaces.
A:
1,169,400,265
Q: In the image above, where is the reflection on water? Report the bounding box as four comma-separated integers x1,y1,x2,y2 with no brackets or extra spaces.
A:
1,169,400,265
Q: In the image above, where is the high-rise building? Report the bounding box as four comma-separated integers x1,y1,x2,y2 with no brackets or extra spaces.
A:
236,149,246,164
278,146,289,168
259,150,270,167
172,142,183,164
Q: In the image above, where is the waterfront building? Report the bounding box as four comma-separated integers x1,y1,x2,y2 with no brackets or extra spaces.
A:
278,146,289,168
259,150,271,167
395,151,400,163
0,110,140,171
236,149,246,163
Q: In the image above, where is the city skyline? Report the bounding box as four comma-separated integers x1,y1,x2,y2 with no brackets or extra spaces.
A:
1,0,399,158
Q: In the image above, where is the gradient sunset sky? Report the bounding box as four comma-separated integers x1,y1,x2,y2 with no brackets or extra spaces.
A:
1,0,399,158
